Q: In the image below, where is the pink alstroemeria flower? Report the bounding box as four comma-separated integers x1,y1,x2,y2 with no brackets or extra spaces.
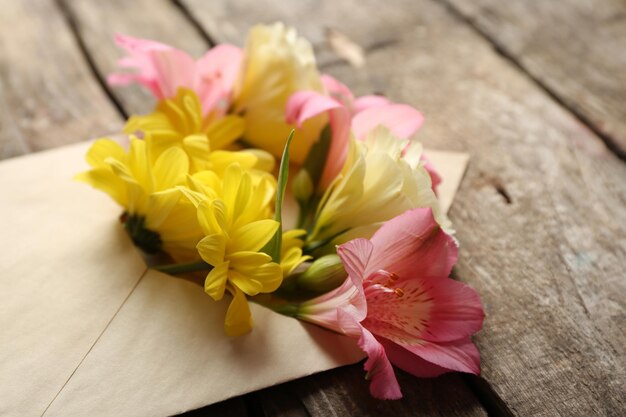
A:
286,76,441,191
107,34,242,117
298,208,484,399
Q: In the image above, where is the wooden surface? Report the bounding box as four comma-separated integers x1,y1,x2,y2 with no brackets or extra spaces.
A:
444,0,626,159
1,0,624,415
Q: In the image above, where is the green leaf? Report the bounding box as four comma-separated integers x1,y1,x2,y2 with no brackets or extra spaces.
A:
263,130,295,262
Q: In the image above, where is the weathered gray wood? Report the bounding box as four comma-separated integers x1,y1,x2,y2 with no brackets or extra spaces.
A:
292,366,486,417
178,396,248,417
0,0,121,159
442,0,626,158
254,386,310,417
180,0,626,415
60,0,209,116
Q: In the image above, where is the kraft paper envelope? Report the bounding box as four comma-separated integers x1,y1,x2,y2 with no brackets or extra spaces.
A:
0,141,468,417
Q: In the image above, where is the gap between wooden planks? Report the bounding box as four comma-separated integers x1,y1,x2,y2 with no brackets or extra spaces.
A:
441,0,626,161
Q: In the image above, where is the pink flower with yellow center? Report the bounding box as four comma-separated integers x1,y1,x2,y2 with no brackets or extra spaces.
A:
298,208,484,399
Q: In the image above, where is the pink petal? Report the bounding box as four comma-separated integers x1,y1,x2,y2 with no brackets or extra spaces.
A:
421,155,442,193
148,48,196,98
420,277,484,342
285,91,342,127
298,277,367,332
318,106,351,190
322,74,354,105
337,309,402,399
352,104,424,141
379,337,452,378
284,90,352,191
367,208,458,280
363,276,484,344
402,338,481,375
195,44,243,91
337,238,374,295
352,95,391,113
194,44,243,115
109,33,195,99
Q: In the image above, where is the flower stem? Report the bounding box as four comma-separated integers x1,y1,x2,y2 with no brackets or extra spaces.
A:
154,260,213,275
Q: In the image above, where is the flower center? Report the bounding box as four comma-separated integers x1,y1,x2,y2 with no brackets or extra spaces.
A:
364,269,403,298
122,213,162,254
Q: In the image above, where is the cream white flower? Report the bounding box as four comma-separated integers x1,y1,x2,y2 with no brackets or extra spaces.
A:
307,126,451,252
232,23,326,163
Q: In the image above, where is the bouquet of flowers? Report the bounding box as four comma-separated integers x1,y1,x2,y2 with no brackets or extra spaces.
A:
76,23,484,400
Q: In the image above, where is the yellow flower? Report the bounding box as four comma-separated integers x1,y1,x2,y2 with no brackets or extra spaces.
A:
232,23,326,164
75,136,203,261
307,127,451,253
280,229,311,276
125,88,245,172
183,163,284,336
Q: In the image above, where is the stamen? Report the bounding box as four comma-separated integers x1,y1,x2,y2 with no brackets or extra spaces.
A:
394,288,404,297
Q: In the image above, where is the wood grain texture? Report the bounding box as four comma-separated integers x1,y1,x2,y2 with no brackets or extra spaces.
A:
180,0,626,415
442,0,626,157
60,0,209,116
0,0,121,159
179,397,248,417
290,366,486,417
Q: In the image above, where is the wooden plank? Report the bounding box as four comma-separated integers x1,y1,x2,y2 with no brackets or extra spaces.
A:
291,366,485,417
443,0,626,158
180,0,626,415
177,397,249,417
60,0,209,116
0,0,121,159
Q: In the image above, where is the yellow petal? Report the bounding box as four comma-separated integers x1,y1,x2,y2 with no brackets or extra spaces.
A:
204,261,229,301
152,146,189,191
232,171,252,221
146,189,181,229
280,247,311,276
221,163,244,211
224,285,253,337
197,199,227,235
206,115,245,150
197,234,226,266
86,138,126,168
228,250,272,265
128,138,151,190
228,270,264,295
229,219,279,252
233,262,283,294
241,149,275,172
177,185,207,208
74,169,127,207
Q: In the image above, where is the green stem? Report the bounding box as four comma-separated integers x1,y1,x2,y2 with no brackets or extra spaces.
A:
251,297,301,318
154,260,213,275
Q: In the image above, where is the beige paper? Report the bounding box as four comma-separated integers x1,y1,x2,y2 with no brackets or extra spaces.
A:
0,142,468,417
0,144,147,417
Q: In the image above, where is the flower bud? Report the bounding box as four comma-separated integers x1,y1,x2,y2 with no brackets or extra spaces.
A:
293,169,314,204
296,254,347,293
